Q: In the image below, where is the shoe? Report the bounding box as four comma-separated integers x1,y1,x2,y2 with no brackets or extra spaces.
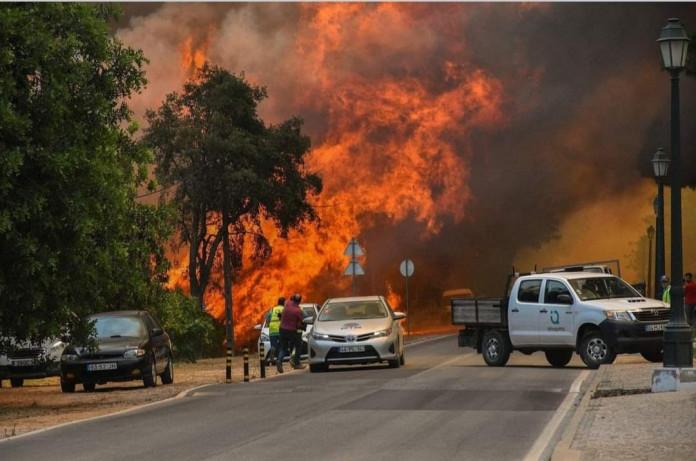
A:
276,362,283,374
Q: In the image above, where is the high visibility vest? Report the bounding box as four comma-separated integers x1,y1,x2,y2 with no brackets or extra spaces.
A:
662,286,671,305
267,305,284,335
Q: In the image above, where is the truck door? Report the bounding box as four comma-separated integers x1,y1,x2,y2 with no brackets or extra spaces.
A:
508,279,542,346
539,279,575,346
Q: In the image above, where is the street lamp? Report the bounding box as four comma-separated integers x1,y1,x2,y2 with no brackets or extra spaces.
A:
657,18,692,368
651,147,669,300
647,225,655,298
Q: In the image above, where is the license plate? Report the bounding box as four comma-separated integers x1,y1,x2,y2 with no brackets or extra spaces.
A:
11,359,35,367
339,346,365,353
87,362,117,371
645,323,667,332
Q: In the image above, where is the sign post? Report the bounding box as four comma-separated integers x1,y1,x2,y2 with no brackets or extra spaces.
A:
344,238,365,296
399,258,415,336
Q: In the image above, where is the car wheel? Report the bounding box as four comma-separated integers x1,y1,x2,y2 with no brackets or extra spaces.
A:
309,363,327,373
640,347,663,363
545,350,573,368
10,378,24,388
481,330,511,367
143,355,158,388
83,382,96,392
160,354,174,384
388,356,401,368
60,380,75,393
400,351,405,366
579,331,616,369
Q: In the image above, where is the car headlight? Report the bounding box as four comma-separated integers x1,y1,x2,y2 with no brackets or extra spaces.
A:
61,353,79,362
371,327,393,338
311,330,330,340
123,348,146,359
606,311,634,321
260,334,270,342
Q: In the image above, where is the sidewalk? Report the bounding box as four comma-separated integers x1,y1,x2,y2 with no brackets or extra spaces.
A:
562,355,696,461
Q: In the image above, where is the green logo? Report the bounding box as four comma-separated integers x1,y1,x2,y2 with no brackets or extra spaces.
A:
550,310,560,325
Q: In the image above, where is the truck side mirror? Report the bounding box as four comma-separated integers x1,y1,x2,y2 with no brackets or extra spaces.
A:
557,294,573,305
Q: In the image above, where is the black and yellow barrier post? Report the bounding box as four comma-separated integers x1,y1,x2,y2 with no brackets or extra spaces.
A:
226,346,232,384
259,341,266,379
243,347,250,382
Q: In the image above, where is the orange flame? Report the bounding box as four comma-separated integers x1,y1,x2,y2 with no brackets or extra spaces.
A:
166,4,504,347
179,32,210,76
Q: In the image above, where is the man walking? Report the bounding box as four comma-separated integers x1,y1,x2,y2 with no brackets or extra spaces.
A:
264,297,285,366
277,293,306,373
683,273,696,326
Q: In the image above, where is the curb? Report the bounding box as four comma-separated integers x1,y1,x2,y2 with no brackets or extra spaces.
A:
549,366,607,461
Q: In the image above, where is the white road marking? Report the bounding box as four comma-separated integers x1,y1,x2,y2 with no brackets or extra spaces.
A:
522,370,590,461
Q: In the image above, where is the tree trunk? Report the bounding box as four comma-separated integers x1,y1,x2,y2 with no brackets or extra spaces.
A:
221,212,235,352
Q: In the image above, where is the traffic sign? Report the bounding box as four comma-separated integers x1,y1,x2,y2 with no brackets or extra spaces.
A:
344,261,365,276
344,238,365,257
400,259,415,278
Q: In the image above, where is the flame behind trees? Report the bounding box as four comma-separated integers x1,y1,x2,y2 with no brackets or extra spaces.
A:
143,64,322,349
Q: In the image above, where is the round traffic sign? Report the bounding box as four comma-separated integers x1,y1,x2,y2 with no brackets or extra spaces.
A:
400,259,414,277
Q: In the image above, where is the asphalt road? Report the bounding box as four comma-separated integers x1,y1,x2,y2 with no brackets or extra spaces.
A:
1,336,587,461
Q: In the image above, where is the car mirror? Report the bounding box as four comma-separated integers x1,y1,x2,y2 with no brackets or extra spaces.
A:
254,324,262,331
303,316,314,324
557,294,573,305
393,312,406,320
151,327,164,337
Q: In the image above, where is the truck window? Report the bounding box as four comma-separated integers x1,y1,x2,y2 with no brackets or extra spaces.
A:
518,280,542,303
544,280,571,303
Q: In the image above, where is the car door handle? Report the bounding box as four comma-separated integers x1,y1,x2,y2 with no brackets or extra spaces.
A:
539,309,548,313
511,308,519,313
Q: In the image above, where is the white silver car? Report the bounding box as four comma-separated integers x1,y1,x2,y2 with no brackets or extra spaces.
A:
255,303,319,363
307,296,406,372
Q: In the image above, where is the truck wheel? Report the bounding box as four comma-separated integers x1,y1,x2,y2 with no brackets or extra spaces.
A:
579,331,616,369
10,378,24,388
83,382,96,392
60,380,75,393
545,350,573,368
482,330,511,367
640,347,663,363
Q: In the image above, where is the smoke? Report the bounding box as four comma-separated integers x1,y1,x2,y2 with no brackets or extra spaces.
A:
116,4,696,338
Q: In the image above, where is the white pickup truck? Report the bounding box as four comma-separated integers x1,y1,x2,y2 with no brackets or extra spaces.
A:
452,271,670,369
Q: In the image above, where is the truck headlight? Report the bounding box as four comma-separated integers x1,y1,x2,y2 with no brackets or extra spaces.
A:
123,348,146,359
606,311,634,321
372,327,393,338
311,330,330,340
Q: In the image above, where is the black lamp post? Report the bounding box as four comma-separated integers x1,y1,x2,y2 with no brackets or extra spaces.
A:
647,225,655,298
658,18,693,368
652,147,669,299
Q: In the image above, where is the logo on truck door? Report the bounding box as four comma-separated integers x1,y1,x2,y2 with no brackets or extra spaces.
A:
550,310,560,325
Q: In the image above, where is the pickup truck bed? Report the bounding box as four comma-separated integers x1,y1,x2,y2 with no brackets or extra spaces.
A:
451,298,508,327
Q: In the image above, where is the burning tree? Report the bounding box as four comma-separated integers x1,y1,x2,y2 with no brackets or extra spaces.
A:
144,64,322,349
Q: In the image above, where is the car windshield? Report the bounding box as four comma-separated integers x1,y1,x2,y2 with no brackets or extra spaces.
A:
318,301,388,321
301,306,316,318
568,277,640,301
91,316,147,339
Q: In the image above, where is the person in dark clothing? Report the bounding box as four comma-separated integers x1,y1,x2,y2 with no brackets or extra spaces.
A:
684,273,696,326
277,293,306,373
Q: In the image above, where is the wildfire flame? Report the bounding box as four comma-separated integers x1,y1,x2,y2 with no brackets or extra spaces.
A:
165,4,504,347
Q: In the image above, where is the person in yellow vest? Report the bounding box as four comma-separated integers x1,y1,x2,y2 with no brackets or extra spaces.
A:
661,275,671,305
264,297,285,366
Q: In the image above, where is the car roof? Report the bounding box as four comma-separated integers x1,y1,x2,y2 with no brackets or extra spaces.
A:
521,272,614,281
324,296,383,303
89,310,148,317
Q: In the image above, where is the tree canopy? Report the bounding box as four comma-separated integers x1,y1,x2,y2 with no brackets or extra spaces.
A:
0,3,172,345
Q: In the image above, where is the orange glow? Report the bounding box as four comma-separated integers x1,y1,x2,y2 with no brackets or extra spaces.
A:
166,4,505,347
179,32,210,76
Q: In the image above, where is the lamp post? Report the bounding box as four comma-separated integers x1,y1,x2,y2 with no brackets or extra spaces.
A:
658,18,692,368
652,147,669,299
647,225,655,298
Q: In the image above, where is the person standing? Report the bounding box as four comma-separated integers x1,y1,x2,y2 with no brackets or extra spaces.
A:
277,293,306,373
661,275,671,306
683,273,696,326
264,297,285,366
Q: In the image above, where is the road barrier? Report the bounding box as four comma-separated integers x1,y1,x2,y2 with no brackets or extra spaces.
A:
259,342,266,379
243,348,250,382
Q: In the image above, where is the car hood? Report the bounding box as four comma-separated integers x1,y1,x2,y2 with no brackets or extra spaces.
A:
75,337,146,355
314,318,391,335
583,298,668,311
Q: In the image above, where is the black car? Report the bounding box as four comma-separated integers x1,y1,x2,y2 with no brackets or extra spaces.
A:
60,311,173,393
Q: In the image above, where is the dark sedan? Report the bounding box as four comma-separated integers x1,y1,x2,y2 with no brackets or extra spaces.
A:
60,311,174,393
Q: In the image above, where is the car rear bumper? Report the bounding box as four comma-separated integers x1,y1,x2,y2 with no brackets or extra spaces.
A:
599,319,666,353
308,336,400,365
61,357,150,384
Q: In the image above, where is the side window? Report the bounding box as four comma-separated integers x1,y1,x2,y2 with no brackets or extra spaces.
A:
518,280,542,303
544,280,571,304
144,313,159,330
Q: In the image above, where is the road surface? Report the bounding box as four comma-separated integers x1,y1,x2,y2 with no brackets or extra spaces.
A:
2,336,588,461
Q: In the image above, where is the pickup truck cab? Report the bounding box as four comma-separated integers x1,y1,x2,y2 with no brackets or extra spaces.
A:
452,272,670,369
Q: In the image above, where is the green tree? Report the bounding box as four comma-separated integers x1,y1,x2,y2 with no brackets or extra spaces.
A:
0,4,171,345
144,64,322,349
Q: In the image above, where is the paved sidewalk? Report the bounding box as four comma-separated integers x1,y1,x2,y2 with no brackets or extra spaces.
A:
568,356,696,461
